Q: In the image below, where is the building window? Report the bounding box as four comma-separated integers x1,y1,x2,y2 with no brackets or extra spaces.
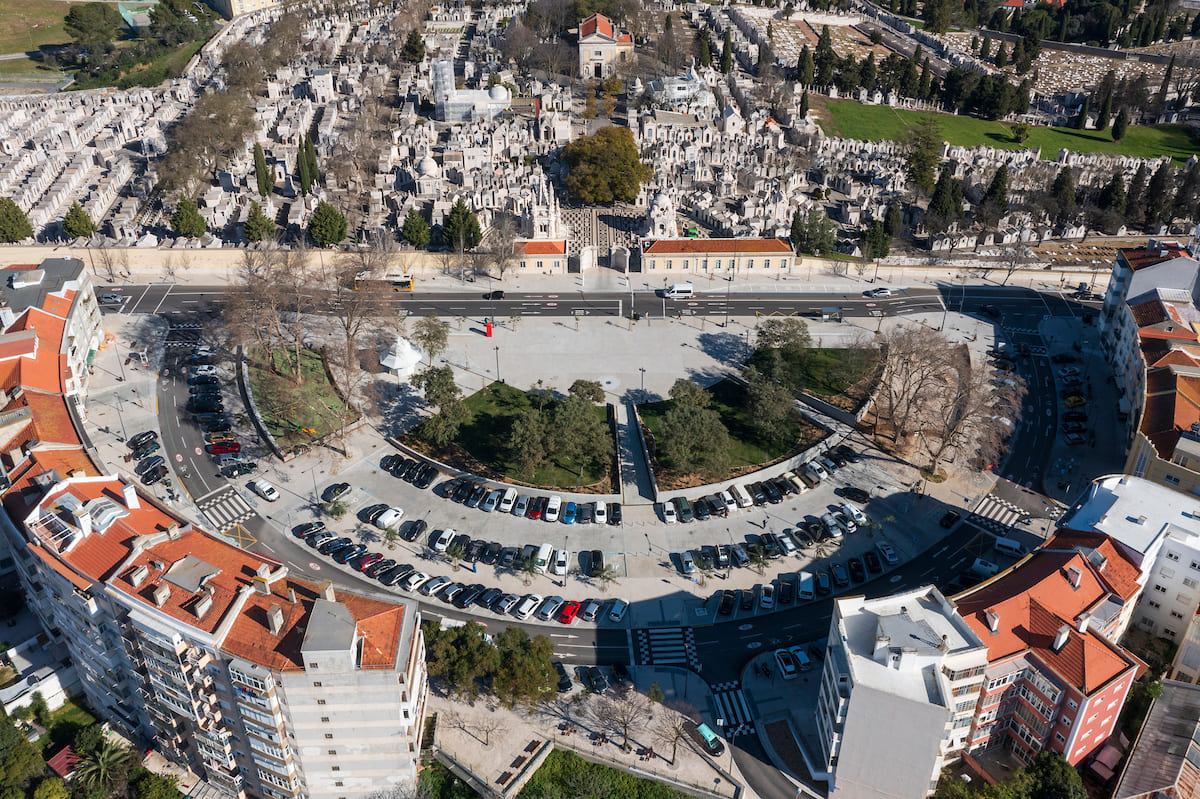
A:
1186,578,1198,589
713,259,722,269
682,260,689,270
1167,550,1181,561
331,766,340,772
1060,716,1071,727
308,663,319,669
325,734,333,739
763,259,771,269
1055,732,1066,744
316,699,326,705
747,259,754,269
1067,699,1078,710
1155,584,1168,593
536,260,543,269
593,50,602,56
321,717,329,723
667,259,673,270
1167,628,1179,638
312,682,322,687
1172,610,1186,620
1166,474,1182,486
335,782,343,787
1149,600,1162,609
327,750,337,755
1190,561,1200,572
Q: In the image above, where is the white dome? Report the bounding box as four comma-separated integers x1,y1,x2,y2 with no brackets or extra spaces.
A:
488,84,509,102
380,336,423,372
416,155,439,177
651,193,671,210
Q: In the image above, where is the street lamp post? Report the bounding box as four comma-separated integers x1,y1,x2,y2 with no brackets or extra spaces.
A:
494,346,500,383
639,367,646,394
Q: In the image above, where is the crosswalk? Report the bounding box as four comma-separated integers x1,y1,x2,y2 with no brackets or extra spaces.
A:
710,684,755,737
196,486,255,533
970,494,1025,533
632,627,701,672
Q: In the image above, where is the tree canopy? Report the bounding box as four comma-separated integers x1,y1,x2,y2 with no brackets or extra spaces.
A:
401,209,431,248
308,201,347,248
562,127,653,204
62,202,97,239
441,200,481,251
169,197,206,238
0,199,33,244
243,202,275,243
401,29,426,63
65,3,124,49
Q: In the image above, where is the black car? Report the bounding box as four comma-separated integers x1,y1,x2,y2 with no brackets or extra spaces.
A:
222,461,257,478
585,666,609,694
981,304,1002,319
739,589,755,611
318,537,351,555
791,527,812,549
693,498,711,520
1064,410,1088,422
815,571,833,595
454,584,485,609
761,480,784,504
847,557,867,583
760,533,783,559
694,547,714,571
449,533,471,554
589,550,605,576
834,444,862,463
554,662,572,692
187,397,222,414
839,486,871,504
1051,353,1079,364
778,579,795,605
748,482,768,505
141,464,168,485
484,290,506,300
701,545,719,570
465,485,487,508
481,541,502,565
402,518,427,542
772,476,797,496
939,510,961,529
579,503,594,524
323,483,351,502
131,441,161,461
826,450,848,468
415,463,437,488
466,539,487,563
365,558,397,578
804,519,824,542
477,587,503,609
608,503,622,525
332,544,367,564
293,521,326,538
500,547,518,569
135,455,165,475
863,550,883,574
359,503,389,523
452,480,474,503
673,496,694,523
202,420,232,433
128,431,158,450
717,590,736,616
188,374,219,386
380,454,404,472
189,384,221,396
401,460,422,482
381,564,415,586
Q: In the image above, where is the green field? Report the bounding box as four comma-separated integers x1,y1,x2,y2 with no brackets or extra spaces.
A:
816,97,1200,165
0,0,77,55
246,348,356,452
519,750,687,799
0,56,63,80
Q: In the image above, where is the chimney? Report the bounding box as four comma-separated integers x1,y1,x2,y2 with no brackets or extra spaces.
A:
76,511,92,538
288,587,297,604
165,523,180,540
985,609,1001,633
122,483,139,510
1053,624,1071,652
152,584,170,607
268,605,285,635
939,634,949,653
1066,565,1082,589
874,634,891,663
320,579,335,601
252,577,270,595
129,564,149,587
1077,612,1091,634
194,594,213,620
256,564,271,580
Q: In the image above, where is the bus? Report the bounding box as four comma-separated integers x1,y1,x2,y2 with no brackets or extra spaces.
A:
354,270,413,291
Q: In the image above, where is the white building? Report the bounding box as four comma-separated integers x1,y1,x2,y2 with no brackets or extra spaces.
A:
431,60,511,123
2,473,427,799
576,13,633,79
814,586,988,799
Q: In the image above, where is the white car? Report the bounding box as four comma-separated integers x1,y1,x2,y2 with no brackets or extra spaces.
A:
498,488,517,514
608,598,628,622
248,480,279,501
833,511,857,534
192,365,219,377
661,502,678,524
774,648,799,679
593,501,607,525
420,576,451,596
514,593,543,620
545,495,562,523
551,549,569,576
720,491,738,514
513,495,529,516
375,507,404,529
536,595,565,621
876,541,899,565
580,599,602,622
759,584,775,609
863,287,895,298
432,528,454,553
401,571,430,592
841,503,868,527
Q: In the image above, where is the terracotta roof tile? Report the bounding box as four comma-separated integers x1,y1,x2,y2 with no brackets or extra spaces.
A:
579,13,615,39
1130,300,1168,327
1043,531,1142,600
1120,242,1194,271
642,237,793,255
513,240,567,256
1150,349,1200,369
40,290,74,319
23,391,82,446
46,746,80,779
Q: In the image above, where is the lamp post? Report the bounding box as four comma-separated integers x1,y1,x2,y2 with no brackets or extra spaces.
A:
494,346,500,383
639,367,646,394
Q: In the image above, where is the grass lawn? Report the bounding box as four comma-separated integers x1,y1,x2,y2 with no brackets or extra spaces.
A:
639,379,826,482
428,382,609,489
0,0,76,55
39,699,97,752
246,348,356,452
0,56,64,81
814,96,1200,165
519,749,686,799
795,346,882,399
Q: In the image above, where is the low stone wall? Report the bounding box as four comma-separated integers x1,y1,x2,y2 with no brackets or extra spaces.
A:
628,401,658,503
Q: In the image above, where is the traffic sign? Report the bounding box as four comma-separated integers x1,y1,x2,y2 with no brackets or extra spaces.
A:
175,453,183,462
194,446,202,456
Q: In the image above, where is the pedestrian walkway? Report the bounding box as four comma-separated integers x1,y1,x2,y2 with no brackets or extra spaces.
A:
632,627,701,671
709,685,755,737
195,485,255,533
615,402,655,504
969,493,1025,533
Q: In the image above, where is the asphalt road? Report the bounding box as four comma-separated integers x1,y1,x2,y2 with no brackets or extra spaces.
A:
103,283,946,319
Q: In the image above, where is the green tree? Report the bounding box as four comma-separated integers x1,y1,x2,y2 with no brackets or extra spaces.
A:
304,135,319,187
1099,172,1127,214
0,198,32,244
551,394,612,484
33,778,69,799
441,199,482,251
74,739,130,793
493,627,557,708
720,30,732,73
1010,121,1031,143
413,315,449,365
798,44,814,84
815,25,835,84
64,3,123,50
864,219,892,260
885,203,903,237
799,89,810,118
562,127,653,204
696,31,711,67
906,117,941,195
658,402,730,478
668,378,711,409
243,201,275,242
422,621,501,699
928,169,962,220
1112,108,1129,141
401,208,431,248
61,202,96,239
1156,54,1175,112
753,317,812,393
1145,160,1174,229
744,365,794,439
1050,167,1076,223
790,207,838,256
922,0,953,32
73,726,105,759
401,29,426,63
979,36,991,59
1095,90,1112,131
1027,752,1086,799
169,197,206,238
994,42,1008,68
129,770,180,799
647,682,666,703
296,134,313,195
509,406,549,479
253,142,272,198
1072,97,1089,129
308,201,347,247
568,379,605,404
983,166,1009,214
861,52,877,91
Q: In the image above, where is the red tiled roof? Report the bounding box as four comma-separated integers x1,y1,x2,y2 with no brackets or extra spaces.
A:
514,240,567,256
24,391,83,446
1150,349,1200,369
1042,531,1142,601
1141,370,1200,460
642,238,793,255
579,12,615,39
46,746,80,778
40,290,74,319
955,551,1140,694
1120,242,1194,271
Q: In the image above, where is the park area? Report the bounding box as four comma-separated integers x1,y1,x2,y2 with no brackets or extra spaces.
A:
411,381,612,491
796,345,884,412
814,96,1200,165
245,348,356,451
517,750,688,799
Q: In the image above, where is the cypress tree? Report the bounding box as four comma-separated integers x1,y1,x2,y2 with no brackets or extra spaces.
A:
720,30,732,73
1112,108,1129,141
984,167,1009,213
799,89,810,118
296,136,312,195
304,136,319,186
1072,97,1089,129
1099,172,1126,214
253,143,272,198
918,57,932,100
61,201,96,239
1095,91,1112,131
980,35,991,59
798,44,814,85
994,43,1008,68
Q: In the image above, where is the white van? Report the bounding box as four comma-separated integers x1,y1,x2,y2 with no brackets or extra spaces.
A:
719,490,738,514
534,543,553,574
969,558,1000,579
730,484,753,509
662,283,694,299
498,487,518,514
992,536,1026,557
797,571,815,601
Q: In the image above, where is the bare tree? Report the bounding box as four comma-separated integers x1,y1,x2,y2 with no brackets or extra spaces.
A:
474,715,503,747
88,247,128,283
653,711,691,765
877,327,953,443
486,213,520,279
225,250,288,371
922,354,1025,474
596,688,651,751
1000,244,1030,285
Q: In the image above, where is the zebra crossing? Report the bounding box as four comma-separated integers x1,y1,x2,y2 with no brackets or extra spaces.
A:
970,494,1025,533
632,627,701,671
710,685,755,737
196,486,255,533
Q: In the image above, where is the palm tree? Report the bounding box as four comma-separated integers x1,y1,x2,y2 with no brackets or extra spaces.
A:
445,543,466,571
76,738,130,792
594,564,618,592
747,548,768,576
520,557,539,586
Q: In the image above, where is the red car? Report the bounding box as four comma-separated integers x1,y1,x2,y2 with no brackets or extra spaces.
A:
207,442,241,454
356,552,384,571
557,600,580,625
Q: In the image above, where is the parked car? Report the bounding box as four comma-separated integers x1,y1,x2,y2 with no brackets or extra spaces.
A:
608,503,622,525
551,549,569,576
141,464,168,485
593,501,607,525
876,540,899,564
323,483,351,502
608,598,628,622
580,599,602,622
775,648,799,679
136,455,165,475
847,557,866,583
673,496,694,523
718,590,736,616
545,495,562,522
248,480,279,501
759,583,775,609
375,507,404,529
465,485,487,508
589,550,605,577
863,550,883,574
431,529,454,553
562,502,578,524
839,486,871,505
128,431,158,450
293,521,325,538
939,510,961,529
131,441,161,460
402,519,427,542
558,601,581,624
830,562,851,588
586,666,609,694
678,550,696,574
333,544,366,564
221,461,257,478
482,490,502,512
661,502,678,524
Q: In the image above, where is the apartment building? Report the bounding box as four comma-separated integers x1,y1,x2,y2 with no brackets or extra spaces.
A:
1114,680,1200,799
813,585,989,799
954,549,1145,766
639,238,795,276
0,472,426,799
